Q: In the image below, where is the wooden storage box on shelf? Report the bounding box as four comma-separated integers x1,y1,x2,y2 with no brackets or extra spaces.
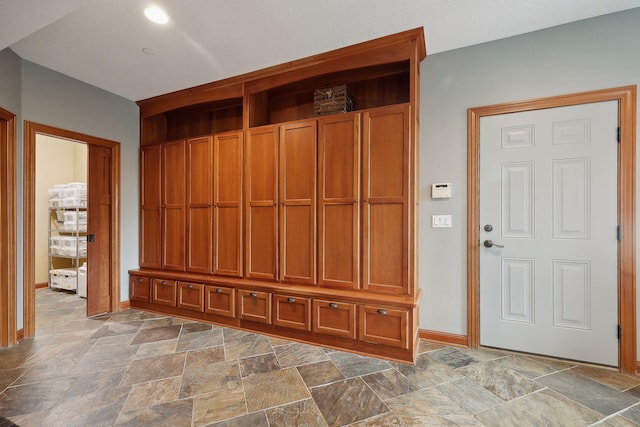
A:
239,290,272,324
358,305,409,349
312,299,356,339
313,84,355,116
205,285,236,318
130,275,151,302
152,279,177,306
177,282,205,312
273,295,311,331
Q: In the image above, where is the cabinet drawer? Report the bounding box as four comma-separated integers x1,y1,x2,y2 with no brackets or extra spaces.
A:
312,299,356,339
358,305,408,349
205,285,236,318
152,279,177,306
239,290,271,324
273,295,310,331
177,282,204,312
130,275,151,302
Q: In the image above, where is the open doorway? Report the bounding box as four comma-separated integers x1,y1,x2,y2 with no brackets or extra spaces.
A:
23,122,121,338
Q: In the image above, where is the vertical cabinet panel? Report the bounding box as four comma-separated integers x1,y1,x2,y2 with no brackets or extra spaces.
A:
245,127,279,280
214,132,243,277
279,121,317,285
362,105,409,294
140,145,162,269
162,140,186,271
187,137,212,273
318,114,360,289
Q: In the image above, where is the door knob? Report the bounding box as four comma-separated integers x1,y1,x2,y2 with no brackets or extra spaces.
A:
483,240,504,248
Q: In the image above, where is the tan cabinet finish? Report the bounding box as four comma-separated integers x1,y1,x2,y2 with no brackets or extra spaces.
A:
273,294,311,331
133,28,425,363
177,282,205,312
362,105,410,295
152,279,177,307
140,145,162,269
186,137,212,274
245,127,279,281
187,132,244,277
312,299,356,339
318,114,361,289
359,305,408,349
130,275,151,302
279,121,317,285
162,140,187,271
205,285,236,318
239,289,272,324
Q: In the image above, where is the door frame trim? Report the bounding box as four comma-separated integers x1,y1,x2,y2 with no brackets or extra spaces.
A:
23,121,121,337
467,86,637,373
0,107,16,347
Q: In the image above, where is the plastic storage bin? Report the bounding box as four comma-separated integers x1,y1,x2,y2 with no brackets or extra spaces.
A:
77,263,87,298
50,268,77,291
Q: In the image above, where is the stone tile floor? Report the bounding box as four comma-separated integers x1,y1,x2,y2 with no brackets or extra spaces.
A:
1,288,640,426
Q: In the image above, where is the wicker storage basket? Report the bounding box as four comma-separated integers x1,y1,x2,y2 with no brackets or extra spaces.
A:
314,85,355,116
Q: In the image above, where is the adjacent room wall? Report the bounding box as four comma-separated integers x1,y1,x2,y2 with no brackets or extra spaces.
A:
19,60,139,328
34,135,87,284
419,8,640,353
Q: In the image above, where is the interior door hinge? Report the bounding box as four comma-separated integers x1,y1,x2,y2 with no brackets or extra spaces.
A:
617,225,621,241
618,324,622,340
617,127,621,143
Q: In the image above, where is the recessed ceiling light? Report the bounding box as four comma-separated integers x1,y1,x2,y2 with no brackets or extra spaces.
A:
144,6,169,24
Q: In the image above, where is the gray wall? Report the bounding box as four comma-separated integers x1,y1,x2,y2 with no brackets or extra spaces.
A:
419,8,640,354
7,59,139,329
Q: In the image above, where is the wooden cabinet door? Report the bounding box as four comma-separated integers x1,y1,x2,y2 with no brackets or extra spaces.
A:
318,114,360,289
238,289,272,324
140,145,162,269
312,299,356,339
187,137,212,273
279,121,317,285
362,105,409,294
205,285,236,318
245,127,279,280
213,131,243,277
177,282,205,312
152,279,177,306
130,275,151,302
162,140,187,271
359,305,409,349
273,294,311,331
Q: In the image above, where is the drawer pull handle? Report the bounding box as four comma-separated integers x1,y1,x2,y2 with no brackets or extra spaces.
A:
187,284,193,289
287,297,295,303
161,281,168,286
136,278,143,282
216,288,223,293
329,303,339,309
377,309,387,315
250,292,258,298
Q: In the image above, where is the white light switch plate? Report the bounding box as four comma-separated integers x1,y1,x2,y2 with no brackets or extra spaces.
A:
432,214,452,228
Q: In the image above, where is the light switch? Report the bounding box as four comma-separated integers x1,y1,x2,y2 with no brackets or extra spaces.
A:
432,214,452,228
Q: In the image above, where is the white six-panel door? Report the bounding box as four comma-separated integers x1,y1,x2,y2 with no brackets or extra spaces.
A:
479,101,619,366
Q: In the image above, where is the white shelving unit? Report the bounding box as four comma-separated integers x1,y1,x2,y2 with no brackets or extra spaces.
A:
47,183,87,293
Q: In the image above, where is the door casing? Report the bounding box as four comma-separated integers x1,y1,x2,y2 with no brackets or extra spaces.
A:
467,86,637,373
0,107,16,346
23,121,121,336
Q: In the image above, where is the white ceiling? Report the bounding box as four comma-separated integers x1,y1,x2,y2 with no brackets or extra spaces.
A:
3,0,640,102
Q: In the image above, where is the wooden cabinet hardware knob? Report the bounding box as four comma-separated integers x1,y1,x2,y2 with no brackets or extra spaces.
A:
377,309,387,315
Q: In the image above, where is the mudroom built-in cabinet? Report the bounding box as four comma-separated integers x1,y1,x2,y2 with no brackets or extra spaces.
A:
130,28,426,362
